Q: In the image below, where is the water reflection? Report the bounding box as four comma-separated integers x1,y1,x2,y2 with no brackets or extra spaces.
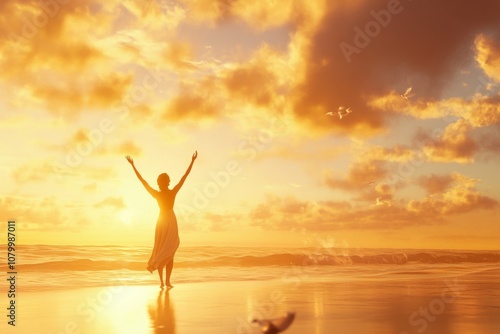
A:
148,289,176,334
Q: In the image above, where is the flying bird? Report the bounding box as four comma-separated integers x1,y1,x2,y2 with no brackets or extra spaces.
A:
375,197,389,206
401,87,412,100
326,106,352,119
253,312,296,334
338,106,352,119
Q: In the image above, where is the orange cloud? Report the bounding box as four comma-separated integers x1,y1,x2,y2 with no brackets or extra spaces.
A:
369,92,500,128
290,0,500,136
181,0,326,31
408,174,497,216
363,146,415,162
162,42,198,71
420,119,477,163
28,73,134,119
163,91,218,122
0,0,185,122
322,149,405,203
250,173,497,231
223,62,276,107
416,174,455,195
247,144,345,162
475,33,500,82
324,159,388,191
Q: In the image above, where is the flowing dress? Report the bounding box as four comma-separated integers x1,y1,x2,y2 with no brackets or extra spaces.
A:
147,189,180,273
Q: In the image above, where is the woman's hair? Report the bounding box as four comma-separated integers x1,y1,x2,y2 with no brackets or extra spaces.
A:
157,173,170,191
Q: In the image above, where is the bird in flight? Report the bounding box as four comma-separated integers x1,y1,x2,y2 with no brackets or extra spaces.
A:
375,197,389,206
253,312,296,334
401,87,413,100
326,106,352,119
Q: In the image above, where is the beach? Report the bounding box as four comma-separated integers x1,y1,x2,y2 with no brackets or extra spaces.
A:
10,261,500,334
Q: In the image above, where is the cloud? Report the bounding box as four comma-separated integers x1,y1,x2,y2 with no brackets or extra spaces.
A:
362,145,415,162
162,90,219,122
28,73,134,119
0,0,111,80
475,33,500,82
420,119,477,163
0,196,88,231
250,173,498,231
95,29,192,71
250,194,334,230
159,42,298,126
114,140,142,156
322,144,420,196
322,149,404,202
95,197,126,209
49,128,142,158
223,60,277,107
11,158,117,186
408,174,497,216
290,0,500,136
181,0,325,31
416,174,455,195
0,0,185,121
11,162,57,183
217,45,296,117
244,144,345,162
119,1,186,32
203,212,240,231
369,91,500,128
324,159,389,191
477,125,500,156
369,92,500,162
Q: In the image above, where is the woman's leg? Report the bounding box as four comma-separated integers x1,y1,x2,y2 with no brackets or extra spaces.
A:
165,259,174,287
157,262,166,288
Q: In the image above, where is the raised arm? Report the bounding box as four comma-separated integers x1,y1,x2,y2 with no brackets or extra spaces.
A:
125,156,157,197
173,151,197,194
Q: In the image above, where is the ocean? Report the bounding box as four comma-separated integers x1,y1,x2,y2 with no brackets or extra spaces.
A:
4,245,500,292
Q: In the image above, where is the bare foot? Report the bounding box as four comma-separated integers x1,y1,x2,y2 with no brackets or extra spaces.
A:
160,284,164,289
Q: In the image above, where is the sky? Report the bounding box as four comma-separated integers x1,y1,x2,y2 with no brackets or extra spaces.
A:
1,0,500,249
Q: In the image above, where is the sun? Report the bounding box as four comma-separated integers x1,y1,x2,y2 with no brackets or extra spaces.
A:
119,210,132,225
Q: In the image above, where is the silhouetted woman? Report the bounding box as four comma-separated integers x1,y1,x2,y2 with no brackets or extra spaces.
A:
125,151,197,288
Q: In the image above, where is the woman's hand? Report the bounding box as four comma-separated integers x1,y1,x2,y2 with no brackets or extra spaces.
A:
192,151,198,161
125,156,134,165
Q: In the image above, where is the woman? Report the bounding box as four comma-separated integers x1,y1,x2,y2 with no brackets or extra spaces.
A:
125,151,197,288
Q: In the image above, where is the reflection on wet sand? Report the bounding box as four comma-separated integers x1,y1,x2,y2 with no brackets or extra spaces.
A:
149,289,176,334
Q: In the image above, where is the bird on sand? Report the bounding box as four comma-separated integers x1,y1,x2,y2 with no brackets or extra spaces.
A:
401,86,412,100
253,312,296,334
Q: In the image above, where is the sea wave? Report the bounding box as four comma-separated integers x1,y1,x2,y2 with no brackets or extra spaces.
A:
3,251,500,272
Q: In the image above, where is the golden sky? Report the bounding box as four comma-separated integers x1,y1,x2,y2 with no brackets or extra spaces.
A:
1,0,500,249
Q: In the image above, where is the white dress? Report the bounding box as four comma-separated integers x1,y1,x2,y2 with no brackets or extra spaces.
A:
147,189,180,273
